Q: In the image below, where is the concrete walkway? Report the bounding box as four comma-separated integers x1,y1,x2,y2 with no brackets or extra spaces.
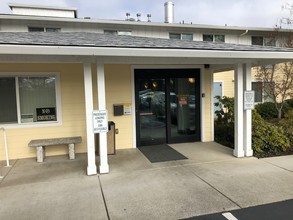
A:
0,142,293,219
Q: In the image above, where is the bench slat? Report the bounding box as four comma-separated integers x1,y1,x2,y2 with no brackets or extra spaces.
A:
28,136,82,147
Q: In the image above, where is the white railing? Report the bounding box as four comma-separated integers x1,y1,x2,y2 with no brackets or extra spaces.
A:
1,127,10,167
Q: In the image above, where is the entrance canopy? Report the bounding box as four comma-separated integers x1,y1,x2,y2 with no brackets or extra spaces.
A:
1,32,293,175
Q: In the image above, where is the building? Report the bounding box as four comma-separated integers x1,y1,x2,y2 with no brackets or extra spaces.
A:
0,2,292,175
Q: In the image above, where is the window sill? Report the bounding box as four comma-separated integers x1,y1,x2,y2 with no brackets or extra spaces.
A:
0,121,62,129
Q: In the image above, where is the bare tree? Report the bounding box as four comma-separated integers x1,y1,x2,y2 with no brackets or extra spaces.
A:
255,62,293,118
255,4,293,119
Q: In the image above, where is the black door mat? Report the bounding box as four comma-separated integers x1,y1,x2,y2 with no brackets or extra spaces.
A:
138,144,188,163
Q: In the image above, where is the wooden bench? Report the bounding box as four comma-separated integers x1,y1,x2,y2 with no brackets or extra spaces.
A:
28,136,82,162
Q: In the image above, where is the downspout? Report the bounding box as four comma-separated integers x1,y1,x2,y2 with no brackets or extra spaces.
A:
240,30,249,37
239,30,249,48
1,127,10,167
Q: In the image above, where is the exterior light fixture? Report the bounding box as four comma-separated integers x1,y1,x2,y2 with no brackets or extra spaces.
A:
188,78,195,84
144,82,148,89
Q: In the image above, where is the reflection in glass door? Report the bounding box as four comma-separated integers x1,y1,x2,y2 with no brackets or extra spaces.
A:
169,77,198,143
135,69,200,147
137,78,166,146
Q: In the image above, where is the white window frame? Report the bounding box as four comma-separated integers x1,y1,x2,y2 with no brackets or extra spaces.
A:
169,33,193,41
0,72,62,128
251,80,274,103
213,80,224,98
28,27,61,32
251,36,276,46
203,34,225,43
104,30,132,36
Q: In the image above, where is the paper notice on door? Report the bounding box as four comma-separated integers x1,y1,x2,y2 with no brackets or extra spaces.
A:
178,97,188,105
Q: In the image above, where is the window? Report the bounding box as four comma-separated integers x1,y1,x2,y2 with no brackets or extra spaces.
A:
203,34,225,43
28,27,61,32
182,33,193,41
104,30,117,35
264,37,276,46
251,36,276,46
215,35,225,43
252,82,263,102
45,28,61,32
0,78,17,123
169,33,193,41
252,81,274,103
203,34,213,42
104,30,132,36
251,36,263,46
0,74,59,125
169,33,181,40
28,27,45,32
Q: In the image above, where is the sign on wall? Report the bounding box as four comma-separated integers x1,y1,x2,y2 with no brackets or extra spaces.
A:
244,91,255,110
123,103,132,115
93,110,108,133
36,107,56,121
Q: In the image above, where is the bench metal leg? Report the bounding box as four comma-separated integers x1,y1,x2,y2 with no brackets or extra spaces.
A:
36,146,44,162
68,144,75,160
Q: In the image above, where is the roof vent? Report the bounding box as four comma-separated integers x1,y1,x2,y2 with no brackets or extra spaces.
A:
164,1,174,23
126,12,136,22
147,14,151,22
136,13,141,22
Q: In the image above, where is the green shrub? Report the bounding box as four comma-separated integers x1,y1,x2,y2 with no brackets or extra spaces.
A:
214,97,291,155
214,96,235,148
214,96,234,123
252,110,291,153
255,102,291,119
214,121,234,148
282,102,292,116
285,98,293,109
255,102,278,119
279,109,293,145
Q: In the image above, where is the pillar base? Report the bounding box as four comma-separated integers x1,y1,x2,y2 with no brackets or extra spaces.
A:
233,149,245,158
245,150,254,157
99,164,109,174
87,165,97,176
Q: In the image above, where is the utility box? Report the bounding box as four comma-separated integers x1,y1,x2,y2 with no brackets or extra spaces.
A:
95,121,116,155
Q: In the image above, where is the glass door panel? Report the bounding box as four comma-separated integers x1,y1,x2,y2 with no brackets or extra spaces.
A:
135,69,200,147
169,77,197,141
137,78,166,146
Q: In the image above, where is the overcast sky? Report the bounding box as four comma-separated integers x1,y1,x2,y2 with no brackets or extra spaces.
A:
0,0,292,28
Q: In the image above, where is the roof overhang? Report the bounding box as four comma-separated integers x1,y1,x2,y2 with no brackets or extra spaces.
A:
0,32,293,71
0,44,292,68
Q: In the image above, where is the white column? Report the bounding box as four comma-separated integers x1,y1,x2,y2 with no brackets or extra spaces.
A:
97,63,109,174
211,70,215,142
200,68,205,142
243,64,253,157
84,63,97,175
233,64,245,157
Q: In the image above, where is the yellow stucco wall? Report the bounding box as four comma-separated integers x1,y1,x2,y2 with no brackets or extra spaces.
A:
0,63,87,160
0,63,214,160
203,70,213,142
0,63,135,161
104,64,133,149
214,70,235,98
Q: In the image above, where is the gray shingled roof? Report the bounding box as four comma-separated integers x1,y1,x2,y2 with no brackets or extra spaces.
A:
0,32,293,52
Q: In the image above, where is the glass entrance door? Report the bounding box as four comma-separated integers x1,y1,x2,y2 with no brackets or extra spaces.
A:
169,77,199,143
135,69,200,147
136,78,167,146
